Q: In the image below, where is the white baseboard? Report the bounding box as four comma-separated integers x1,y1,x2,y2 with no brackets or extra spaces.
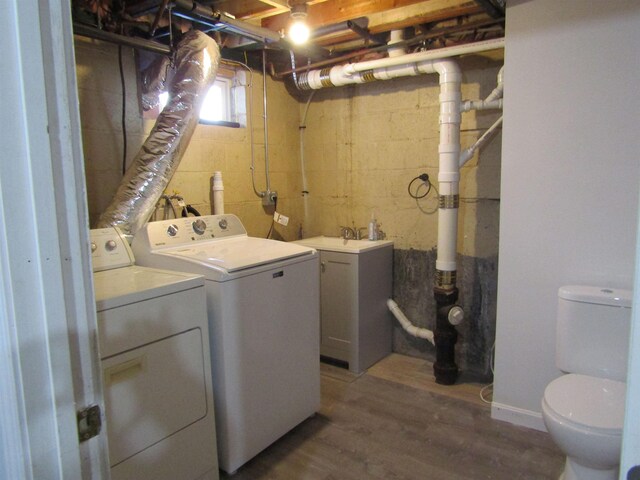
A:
491,402,548,432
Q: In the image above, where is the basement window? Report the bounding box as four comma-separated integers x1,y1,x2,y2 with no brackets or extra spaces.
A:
156,68,246,128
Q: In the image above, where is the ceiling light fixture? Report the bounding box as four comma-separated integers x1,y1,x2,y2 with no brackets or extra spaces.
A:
288,2,310,45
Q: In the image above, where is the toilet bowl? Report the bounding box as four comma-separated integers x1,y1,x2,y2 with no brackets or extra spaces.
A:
541,285,631,480
542,374,625,480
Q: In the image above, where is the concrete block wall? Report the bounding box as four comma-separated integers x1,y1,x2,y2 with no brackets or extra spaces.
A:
300,54,503,378
76,38,303,241
76,35,503,378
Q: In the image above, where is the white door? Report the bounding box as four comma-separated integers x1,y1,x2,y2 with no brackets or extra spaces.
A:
0,0,109,478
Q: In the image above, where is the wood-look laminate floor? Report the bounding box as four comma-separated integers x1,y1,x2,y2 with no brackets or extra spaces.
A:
220,354,564,480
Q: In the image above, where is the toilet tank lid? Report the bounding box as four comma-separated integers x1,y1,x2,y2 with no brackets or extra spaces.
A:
558,285,632,308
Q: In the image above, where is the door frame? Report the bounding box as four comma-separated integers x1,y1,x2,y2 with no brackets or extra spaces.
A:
0,0,109,478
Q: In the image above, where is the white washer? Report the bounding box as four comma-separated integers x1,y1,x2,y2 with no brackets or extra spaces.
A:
132,214,320,474
91,227,219,480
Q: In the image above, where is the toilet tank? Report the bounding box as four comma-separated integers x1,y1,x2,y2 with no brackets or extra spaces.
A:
556,285,632,381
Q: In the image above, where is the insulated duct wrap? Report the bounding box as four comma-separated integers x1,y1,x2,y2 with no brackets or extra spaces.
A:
97,30,220,236
139,52,171,111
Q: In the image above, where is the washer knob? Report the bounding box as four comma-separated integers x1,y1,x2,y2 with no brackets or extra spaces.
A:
91,242,97,253
218,218,228,230
192,218,207,235
105,240,117,251
167,224,179,237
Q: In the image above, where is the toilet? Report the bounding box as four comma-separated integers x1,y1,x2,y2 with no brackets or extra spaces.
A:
541,285,631,480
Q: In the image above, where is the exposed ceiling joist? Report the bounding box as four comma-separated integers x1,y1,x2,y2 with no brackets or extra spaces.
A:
261,0,483,33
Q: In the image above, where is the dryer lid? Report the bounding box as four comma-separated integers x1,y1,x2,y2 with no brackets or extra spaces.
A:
94,266,204,311
544,373,626,432
159,236,315,273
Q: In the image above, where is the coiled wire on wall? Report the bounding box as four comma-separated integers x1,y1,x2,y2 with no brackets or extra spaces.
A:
408,173,439,214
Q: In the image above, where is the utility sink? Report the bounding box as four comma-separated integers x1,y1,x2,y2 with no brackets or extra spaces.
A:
293,236,393,254
292,235,394,374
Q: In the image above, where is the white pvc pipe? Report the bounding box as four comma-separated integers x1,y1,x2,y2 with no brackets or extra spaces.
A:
387,299,435,345
461,98,503,112
297,38,505,285
387,29,406,58
434,60,461,274
342,37,504,76
459,116,503,167
485,65,504,103
212,171,224,214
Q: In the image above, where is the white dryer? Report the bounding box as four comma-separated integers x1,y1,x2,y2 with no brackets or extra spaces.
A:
132,214,320,474
91,227,218,480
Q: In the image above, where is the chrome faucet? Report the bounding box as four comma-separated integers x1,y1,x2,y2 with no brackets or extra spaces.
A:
339,226,355,240
355,227,367,240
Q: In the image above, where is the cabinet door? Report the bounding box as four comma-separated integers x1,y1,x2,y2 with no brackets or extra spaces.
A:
320,251,357,359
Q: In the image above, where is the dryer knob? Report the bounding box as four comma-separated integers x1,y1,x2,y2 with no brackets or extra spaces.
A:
192,219,207,235
105,240,117,251
218,218,228,230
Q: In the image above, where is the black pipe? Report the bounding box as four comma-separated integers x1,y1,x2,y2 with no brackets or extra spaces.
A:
73,22,172,55
433,288,459,385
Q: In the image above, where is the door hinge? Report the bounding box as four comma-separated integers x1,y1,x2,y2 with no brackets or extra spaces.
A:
77,405,102,443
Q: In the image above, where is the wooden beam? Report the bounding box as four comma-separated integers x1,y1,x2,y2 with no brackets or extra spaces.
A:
229,0,330,22
262,0,482,32
257,0,289,8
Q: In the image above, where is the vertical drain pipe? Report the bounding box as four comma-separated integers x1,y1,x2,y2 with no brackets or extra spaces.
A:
433,60,463,384
295,38,504,384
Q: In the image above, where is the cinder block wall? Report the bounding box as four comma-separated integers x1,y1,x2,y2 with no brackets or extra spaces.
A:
75,38,303,240
76,36,502,379
299,54,503,379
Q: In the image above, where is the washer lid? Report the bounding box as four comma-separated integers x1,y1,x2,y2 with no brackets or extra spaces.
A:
94,266,204,311
544,373,626,432
159,236,315,272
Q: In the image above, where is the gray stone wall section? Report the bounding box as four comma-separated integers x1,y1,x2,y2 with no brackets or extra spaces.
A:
392,249,498,381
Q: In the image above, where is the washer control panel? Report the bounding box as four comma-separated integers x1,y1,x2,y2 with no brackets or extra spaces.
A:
90,227,135,272
137,214,248,249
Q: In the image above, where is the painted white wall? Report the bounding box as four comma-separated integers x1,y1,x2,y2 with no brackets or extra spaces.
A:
493,0,640,430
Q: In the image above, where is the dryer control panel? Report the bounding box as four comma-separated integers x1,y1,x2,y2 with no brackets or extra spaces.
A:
90,227,135,272
135,214,248,250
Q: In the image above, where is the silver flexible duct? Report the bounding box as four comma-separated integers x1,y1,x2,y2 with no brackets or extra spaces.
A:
139,51,171,111
97,30,220,236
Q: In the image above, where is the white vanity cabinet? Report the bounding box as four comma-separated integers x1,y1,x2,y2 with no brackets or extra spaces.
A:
294,237,393,373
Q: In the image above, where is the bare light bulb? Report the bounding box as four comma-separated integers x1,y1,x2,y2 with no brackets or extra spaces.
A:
288,18,310,45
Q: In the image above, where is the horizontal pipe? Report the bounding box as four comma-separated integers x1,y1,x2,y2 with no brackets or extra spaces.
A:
461,98,503,112
342,37,504,76
311,17,368,39
172,0,281,43
275,19,505,78
387,299,435,345
73,22,171,55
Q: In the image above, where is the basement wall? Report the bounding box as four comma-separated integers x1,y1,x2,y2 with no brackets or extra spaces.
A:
75,36,502,379
299,54,503,379
75,37,303,240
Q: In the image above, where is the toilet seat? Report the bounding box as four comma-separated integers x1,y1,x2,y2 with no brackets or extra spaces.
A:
543,373,625,434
